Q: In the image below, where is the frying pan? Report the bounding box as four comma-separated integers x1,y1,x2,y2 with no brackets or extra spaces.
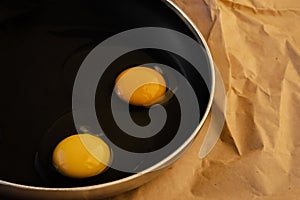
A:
0,0,215,199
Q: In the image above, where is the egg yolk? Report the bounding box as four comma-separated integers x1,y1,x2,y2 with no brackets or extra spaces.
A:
115,66,166,106
52,134,111,179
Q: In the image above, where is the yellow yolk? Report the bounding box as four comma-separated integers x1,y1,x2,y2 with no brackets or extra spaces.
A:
115,66,166,106
52,134,111,179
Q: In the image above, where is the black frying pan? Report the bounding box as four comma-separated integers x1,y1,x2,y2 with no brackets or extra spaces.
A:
0,0,213,198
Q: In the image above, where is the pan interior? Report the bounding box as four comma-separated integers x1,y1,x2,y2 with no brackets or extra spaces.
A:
0,0,211,187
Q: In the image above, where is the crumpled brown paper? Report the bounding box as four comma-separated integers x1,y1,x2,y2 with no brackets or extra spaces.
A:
110,0,300,199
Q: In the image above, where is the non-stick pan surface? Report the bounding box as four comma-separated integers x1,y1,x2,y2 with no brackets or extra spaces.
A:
0,0,211,189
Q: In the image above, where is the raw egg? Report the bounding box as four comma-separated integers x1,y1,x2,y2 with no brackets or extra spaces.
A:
114,66,166,106
52,134,111,179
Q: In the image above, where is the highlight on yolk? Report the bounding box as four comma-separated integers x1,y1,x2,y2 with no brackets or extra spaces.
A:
114,66,166,106
52,134,111,179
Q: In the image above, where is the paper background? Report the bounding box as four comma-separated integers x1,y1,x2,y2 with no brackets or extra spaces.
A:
111,0,300,199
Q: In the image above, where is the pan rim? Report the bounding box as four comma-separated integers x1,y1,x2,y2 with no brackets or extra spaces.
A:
0,0,215,192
